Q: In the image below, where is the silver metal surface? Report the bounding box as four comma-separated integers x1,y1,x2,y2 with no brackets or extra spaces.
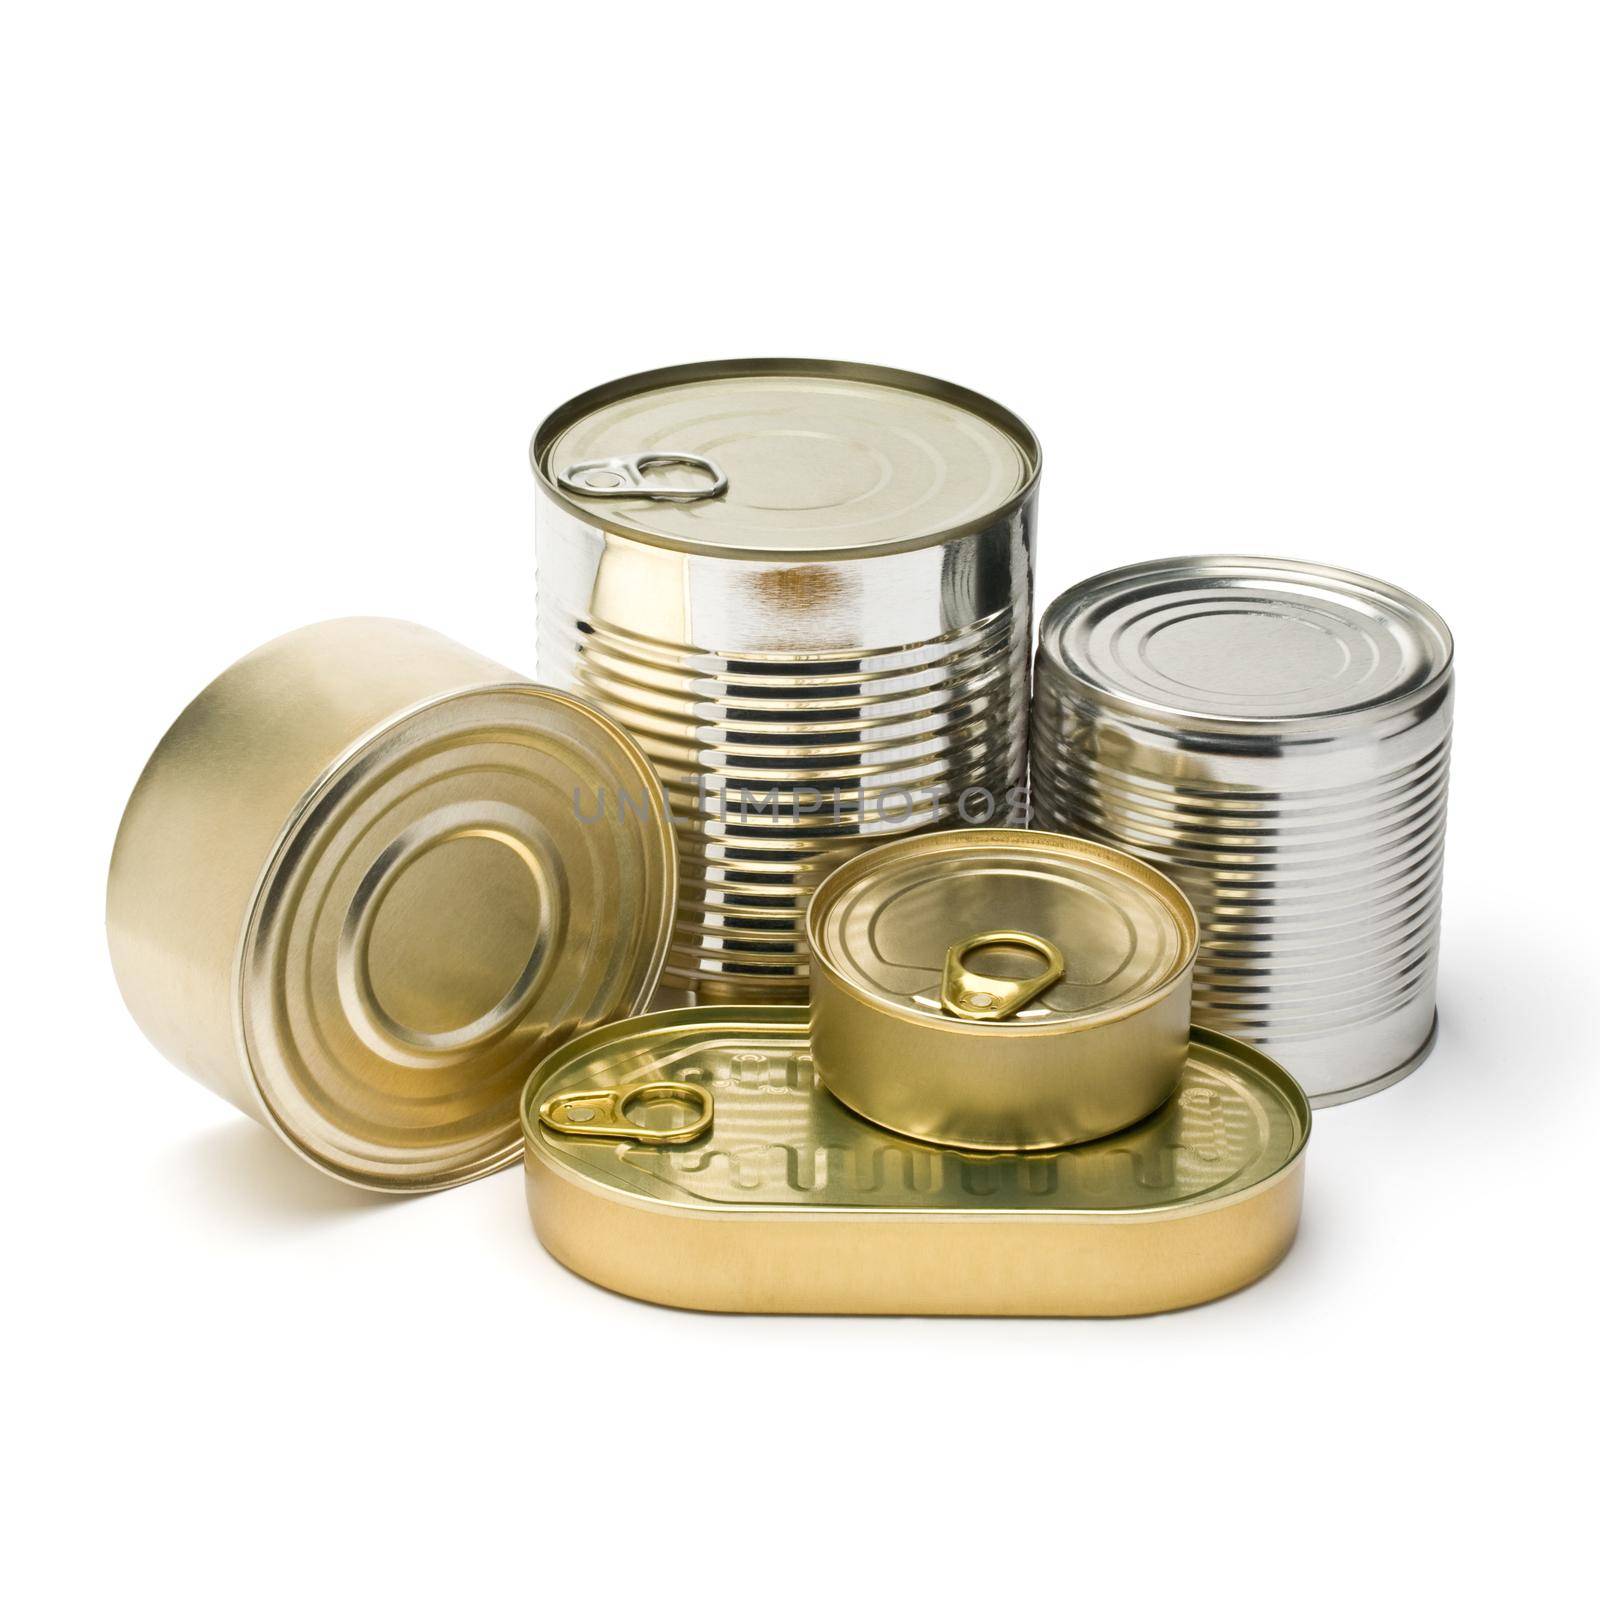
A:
556,451,728,502
532,359,1040,998
1032,556,1453,1106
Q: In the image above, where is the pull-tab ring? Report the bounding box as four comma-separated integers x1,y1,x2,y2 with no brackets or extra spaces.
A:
537,1080,714,1145
940,930,1064,1021
556,451,728,502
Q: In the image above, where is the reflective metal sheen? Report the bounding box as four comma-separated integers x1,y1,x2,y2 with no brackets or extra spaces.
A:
1033,556,1454,1105
107,618,677,1191
807,829,1197,1148
532,359,1039,999
522,1008,1310,1316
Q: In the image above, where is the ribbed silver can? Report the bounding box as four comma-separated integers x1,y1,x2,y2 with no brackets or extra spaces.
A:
1032,556,1453,1106
532,360,1039,1000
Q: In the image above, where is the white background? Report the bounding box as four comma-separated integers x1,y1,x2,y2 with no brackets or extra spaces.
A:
5,3,1595,1594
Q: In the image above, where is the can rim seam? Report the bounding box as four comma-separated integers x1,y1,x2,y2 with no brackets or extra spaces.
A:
530,1154,1308,1226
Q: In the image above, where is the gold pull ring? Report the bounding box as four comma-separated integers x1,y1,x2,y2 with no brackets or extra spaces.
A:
537,1080,713,1145
940,930,1064,1021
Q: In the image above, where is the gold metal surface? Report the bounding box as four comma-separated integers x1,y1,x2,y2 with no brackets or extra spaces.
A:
941,930,1065,1020
521,1009,1310,1317
107,618,678,1192
806,829,1199,1150
538,1083,713,1146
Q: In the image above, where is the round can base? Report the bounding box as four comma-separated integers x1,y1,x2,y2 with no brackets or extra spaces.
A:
1306,1011,1438,1109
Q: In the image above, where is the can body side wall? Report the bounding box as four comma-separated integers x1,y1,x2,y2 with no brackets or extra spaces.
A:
525,1158,1304,1316
1031,669,1453,1103
536,491,1035,997
106,619,526,1121
809,960,1193,1149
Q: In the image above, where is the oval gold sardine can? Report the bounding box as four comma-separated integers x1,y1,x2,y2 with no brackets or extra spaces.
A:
521,1008,1310,1316
531,359,1041,1002
805,828,1198,1149
1032,556,1453,1106
107,617,677,1192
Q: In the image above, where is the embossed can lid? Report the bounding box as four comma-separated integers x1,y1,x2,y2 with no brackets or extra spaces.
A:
523,1009,1309,1221
1038,555,1454,732
531,358,1039,559
238,684,676,1189
806,828,1197,1032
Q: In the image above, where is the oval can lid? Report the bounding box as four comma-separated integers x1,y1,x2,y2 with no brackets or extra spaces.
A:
524,1009,1309,1222
1039,555,1454,730
239,683,677,1192
531,358,1039,560
805,829,1197,1031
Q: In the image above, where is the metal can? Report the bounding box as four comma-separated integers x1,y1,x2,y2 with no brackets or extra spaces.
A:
806,828,1197,1148
522,1008,1310,1316
107,617,677,1191
531,359,1040,1001
1032,556,1454,1106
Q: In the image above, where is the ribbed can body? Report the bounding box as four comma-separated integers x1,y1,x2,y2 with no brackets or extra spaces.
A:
1032,558,1453,1106
537,497,1034,997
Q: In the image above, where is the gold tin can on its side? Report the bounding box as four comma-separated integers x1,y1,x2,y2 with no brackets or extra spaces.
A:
521,1008,1310,1317
107,617,677,1192
805,829,1198,1150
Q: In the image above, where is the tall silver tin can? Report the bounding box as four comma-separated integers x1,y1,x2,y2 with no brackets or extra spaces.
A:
1032,556,1453,1106
532,360,1040,1000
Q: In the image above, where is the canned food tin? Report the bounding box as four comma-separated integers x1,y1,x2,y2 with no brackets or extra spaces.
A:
107,618,677,1191
806,828,1197,1149
522,1009,1309,1316
1033,556,1454,1106
531,359,1040,1001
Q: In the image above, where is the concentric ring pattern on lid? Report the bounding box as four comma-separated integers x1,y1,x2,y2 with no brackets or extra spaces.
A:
535,359,1037,558
1039,556,1454,728
809,829,1195,1027
239,685,676,1190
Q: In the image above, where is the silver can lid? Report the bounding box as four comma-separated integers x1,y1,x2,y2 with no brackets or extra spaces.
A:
532,359,1038,559
1038,556,1453,730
